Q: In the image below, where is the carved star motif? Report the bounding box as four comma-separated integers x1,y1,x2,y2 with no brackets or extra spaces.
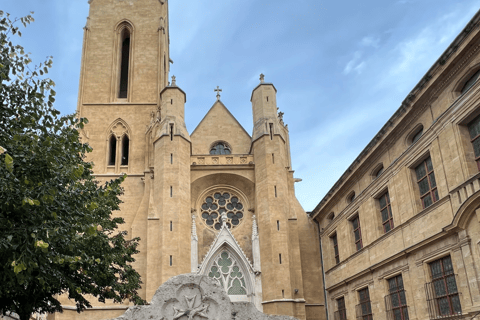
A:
172,294,209,320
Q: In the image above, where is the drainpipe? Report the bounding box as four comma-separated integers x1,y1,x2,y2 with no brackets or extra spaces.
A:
312,217,329,320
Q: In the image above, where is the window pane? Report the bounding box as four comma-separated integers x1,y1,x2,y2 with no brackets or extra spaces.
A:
356,242,362,251
451,295,462,314
393,308,402,320
426,157,433,172
443,256,453,274
430,261,442,279
400,291,407,305
418,178,430,195
354,229,360,241
469,115,480,139
472,137,480,158
438,297,450,316
397,276,404,289
434,189,439,202
384,222,392,233
381,208,389,222
391,293,400,307
388,278,397,292
423,194,433,208
353,218,358,229
433,279,447,297
429,173,436,188
379,195,386,208
415,163,426,180
446,275,458,294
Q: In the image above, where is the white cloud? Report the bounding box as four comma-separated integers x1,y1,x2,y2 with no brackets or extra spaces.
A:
361,36,380,48
344,51,366,75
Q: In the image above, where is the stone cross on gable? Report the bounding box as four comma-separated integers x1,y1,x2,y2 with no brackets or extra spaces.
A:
214,86,222,100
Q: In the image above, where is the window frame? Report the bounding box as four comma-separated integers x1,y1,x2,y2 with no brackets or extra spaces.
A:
379,191,394,233
468,114,480,171
351,215,363,251
415,157,438,209
357,287,373,320
428,256,462,317
336,296,347,320
331,233,340,265
386,274,409,320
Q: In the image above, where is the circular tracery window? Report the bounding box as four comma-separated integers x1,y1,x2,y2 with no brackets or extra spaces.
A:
201,191,244,230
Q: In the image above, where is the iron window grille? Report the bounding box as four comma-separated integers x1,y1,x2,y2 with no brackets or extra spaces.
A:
468,114,480,170
332,234,340,264
352,216,363,251
415,157,438,209
335,297,347,320
379,192,394,233
425,256,462,319
356,288,373,320
385,275,409,320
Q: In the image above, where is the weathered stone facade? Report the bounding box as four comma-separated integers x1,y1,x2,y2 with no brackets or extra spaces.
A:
311,10,480,320
49,1,325,319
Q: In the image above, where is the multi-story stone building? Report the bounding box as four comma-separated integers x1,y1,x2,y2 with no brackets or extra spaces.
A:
55,0,325,319
311,9,480,320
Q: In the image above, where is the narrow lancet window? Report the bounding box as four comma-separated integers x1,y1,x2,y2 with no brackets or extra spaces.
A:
119,28,131,98
121,135,129,165
108,135,117,165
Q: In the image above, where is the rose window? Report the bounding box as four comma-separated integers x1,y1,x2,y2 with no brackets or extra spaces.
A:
201,191,244,230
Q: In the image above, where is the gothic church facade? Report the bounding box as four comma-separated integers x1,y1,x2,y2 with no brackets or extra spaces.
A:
54,0,325,319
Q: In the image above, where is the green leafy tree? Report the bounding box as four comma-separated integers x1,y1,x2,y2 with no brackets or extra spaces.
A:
0,12,145,320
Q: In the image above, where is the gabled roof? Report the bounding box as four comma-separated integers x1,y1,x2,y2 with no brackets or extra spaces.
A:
197,223,254,275
191,100,251,139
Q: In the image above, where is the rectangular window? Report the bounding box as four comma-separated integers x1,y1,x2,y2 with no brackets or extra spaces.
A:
415,157,438,209
170,221,172,231
352,216,363,251
277,220,280,231
332,234,339,264
357,288,373,320
386,275,409,320
468,115,480,170
428,256,461,317
279,254,282,264
379,192,394,233
336,297,347,320
169,255,172,266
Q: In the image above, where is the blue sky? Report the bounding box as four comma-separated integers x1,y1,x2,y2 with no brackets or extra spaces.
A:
3,0,480,211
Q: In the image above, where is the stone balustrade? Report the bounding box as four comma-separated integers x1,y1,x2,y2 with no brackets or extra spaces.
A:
191,154,254,166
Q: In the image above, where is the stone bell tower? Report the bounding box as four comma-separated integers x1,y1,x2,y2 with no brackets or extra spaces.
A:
250,75,325,319
65,0,175,319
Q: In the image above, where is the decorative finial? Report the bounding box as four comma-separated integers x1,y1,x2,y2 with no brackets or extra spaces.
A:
171,75,176,86
259,74,265,83
214,86,222,101
221,211,228,226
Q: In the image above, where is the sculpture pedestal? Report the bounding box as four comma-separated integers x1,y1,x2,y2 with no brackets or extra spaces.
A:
111,273,297,320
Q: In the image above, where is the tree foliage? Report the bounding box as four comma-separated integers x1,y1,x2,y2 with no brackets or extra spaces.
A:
0,12,145,320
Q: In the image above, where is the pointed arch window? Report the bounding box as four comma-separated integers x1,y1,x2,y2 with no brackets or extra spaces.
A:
210,142,231,155
208,250,247,296
108,135,117,166
106,120,131,170
121,135,129,165
118,28,131,98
